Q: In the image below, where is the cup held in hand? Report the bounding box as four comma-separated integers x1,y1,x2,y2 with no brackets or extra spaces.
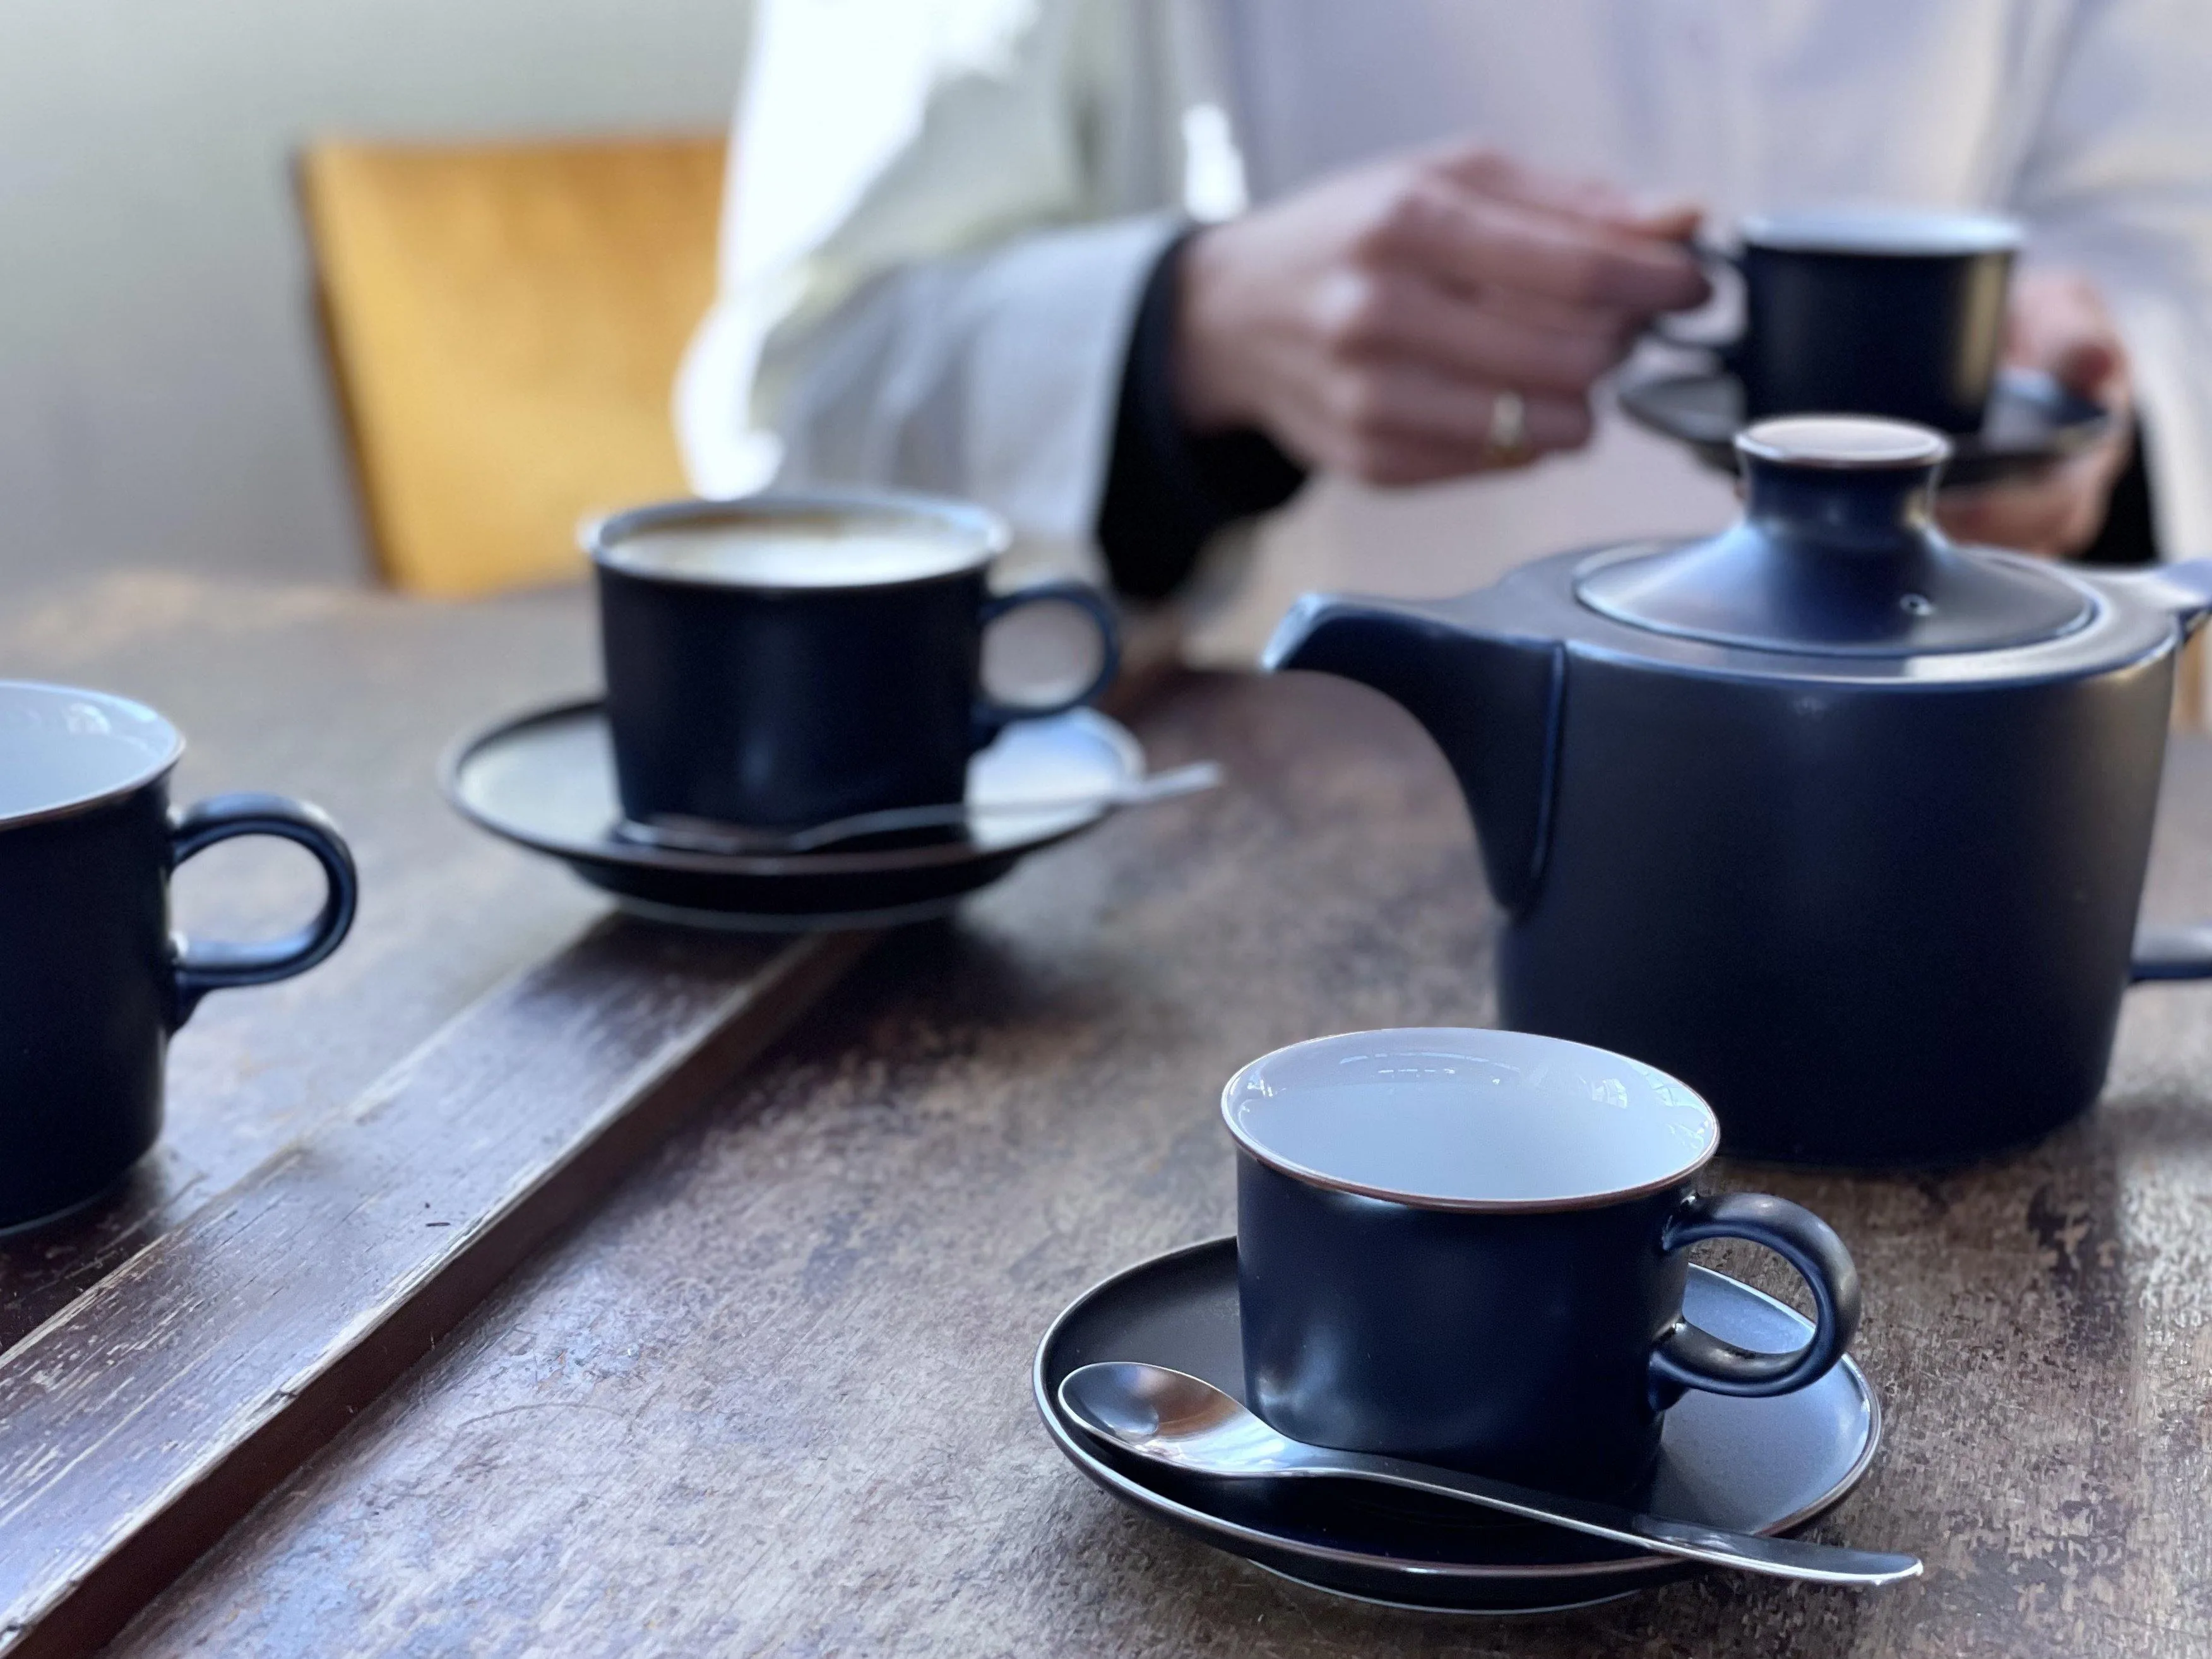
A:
1656,208,2021,433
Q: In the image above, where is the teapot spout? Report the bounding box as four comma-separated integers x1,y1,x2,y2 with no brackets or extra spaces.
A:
1263,593,1564,913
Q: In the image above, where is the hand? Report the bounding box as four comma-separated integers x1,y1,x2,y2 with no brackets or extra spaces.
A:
1934,271,2134,557
1174,142,1709,487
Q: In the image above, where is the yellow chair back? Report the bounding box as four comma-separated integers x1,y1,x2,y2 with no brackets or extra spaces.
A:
301,134,725,597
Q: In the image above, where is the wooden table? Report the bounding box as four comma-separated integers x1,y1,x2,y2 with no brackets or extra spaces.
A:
0,573,596,1336
8,572,2212,1657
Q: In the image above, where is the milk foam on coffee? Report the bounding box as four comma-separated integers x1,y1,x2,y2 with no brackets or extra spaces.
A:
1223,1027,1716,1208
602,516,985,588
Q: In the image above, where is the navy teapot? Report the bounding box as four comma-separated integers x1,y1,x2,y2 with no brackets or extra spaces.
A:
1266,415,2212,1166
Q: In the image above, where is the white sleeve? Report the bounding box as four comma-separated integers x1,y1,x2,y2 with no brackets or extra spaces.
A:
677,0,1198,553
2009,0,2212,557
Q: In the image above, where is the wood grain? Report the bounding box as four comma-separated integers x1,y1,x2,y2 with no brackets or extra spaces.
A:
109,669,2212,1657
0,574,908,1655
0,574,609,1352
0,919,872,1659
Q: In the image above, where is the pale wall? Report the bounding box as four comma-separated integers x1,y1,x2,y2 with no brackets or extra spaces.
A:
0,0,745,597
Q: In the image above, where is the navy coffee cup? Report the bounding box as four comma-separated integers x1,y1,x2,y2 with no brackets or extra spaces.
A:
589,491,1120,834
0,683,357,1230
1676,209,2020,433
1225,1028,1861,1497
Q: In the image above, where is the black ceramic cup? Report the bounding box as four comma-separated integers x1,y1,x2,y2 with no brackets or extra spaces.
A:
1682,209,2020,432
1225,1028,1861,1497
589,491,1121,834
0,682,358,1229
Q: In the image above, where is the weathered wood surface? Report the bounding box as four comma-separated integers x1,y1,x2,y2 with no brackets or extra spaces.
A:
0,574,899,1654
109,669,2212,1658
0,573,610,1348
0,923,869,1659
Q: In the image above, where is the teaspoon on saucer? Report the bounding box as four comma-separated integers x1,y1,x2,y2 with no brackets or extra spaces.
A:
1058,1362,1920,1589
626,761,1222,856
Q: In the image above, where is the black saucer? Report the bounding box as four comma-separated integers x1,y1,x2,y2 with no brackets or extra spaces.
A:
443,699,1144,930
1034,1237,1882,1615
1619,365,2114,489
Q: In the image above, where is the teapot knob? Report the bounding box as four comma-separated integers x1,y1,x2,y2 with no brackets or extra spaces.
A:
1735,416,1951,559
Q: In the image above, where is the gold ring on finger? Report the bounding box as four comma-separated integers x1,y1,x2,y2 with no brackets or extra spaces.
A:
1486,388,1530,465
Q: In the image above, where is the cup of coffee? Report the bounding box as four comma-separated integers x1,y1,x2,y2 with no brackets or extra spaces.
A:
1679,208,2020,432
0,682,357,1230
1224,1027,1860,1497
588,491,1121,834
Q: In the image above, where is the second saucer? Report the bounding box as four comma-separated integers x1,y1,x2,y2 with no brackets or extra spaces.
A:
444,699,1154,930
1619,364,2112,489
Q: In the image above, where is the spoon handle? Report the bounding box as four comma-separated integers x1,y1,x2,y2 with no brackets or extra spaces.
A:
784,761,1222,852
1319,1449,1920,1587
625,762,1222,857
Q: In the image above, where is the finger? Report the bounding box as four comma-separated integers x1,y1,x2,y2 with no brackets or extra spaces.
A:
1619,198,1704,241
1503,177,1701,244
1262,389,1475,485
1331,431,1513,489
2050,337,2120,400
1936,461,2109,556
1323,364,1593,455
1318,268,1634,395
1425,145,1703,240
1272,376,1581,485
2007,272,2128,401
1430,146,1635,220
1477,283,1648,340
1937,487,2075,555
1300,417,1558,489
1367,183,1710,312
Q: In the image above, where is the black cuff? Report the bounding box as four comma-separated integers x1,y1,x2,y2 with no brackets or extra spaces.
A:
2074,422,2159,567
1095,230,1309,600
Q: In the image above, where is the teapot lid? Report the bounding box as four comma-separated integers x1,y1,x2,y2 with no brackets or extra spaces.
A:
1575,416,2093,657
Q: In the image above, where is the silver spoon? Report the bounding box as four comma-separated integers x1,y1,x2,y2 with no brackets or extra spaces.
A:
1058,1362,1920,1589
626,761,1222,856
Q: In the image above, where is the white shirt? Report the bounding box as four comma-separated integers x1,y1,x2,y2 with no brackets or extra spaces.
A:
679,0,2212,661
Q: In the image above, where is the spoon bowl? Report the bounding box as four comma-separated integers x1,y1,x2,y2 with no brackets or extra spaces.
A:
1062,1360,1316,1472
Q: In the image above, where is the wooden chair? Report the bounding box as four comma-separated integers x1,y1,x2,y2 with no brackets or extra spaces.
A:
2178,632,2208,732
301,135,725,598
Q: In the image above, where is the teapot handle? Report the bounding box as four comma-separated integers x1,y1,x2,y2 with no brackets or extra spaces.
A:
2131,926,2212,982
2124,564,2212,981
2105,559,2212,636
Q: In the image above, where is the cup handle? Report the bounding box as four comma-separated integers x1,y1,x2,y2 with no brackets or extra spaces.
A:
1646,242,1745,360
168,793,360,1028
973,580,1122,740
1647,1191,1862,1405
